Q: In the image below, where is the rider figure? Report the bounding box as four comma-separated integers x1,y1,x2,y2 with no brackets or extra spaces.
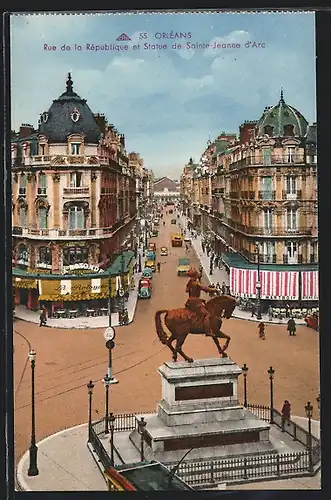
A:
185,268,216,337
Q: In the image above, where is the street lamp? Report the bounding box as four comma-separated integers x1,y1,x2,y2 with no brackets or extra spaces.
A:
109,413,116,466
255,241,262,320
27,349,39,476
103,374,111,434
138,252,142,273
119,252,127,325
242,363,249,408
87,380,94,443
305,401,314,472
267,366,275,423
137,417,147,462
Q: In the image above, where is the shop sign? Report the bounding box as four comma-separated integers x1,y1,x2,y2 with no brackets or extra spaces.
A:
62,263,104,274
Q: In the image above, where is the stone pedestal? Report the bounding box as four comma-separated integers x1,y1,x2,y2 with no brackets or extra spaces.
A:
129,358,275,464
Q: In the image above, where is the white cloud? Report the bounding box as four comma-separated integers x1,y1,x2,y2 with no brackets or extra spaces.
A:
182,75,214,91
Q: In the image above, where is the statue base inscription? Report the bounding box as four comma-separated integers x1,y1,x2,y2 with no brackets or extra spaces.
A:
129,358,275,464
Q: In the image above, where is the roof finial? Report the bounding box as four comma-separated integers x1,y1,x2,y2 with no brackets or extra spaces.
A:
66,72,73,93
280,87,284,103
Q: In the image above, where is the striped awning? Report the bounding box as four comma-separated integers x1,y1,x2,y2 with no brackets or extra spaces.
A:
301,271,319,300
230,268,299,300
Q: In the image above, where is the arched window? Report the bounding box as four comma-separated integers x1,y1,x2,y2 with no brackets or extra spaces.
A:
21,206,27,226
284,124,294,137
63,246,89,265
39,207,47,229
68,206,84,229
39,246,52,265
18,244,29,265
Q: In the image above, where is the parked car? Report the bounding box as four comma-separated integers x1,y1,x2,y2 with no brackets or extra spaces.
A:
148,243,156,252
151,230,159,237
160,246,168,256
183,236,191,243
142,268,153,279
154,219,160,225
171,219,177,225
146,250,156,260
177,258,191,276
138,278,152,299
145,259,156,272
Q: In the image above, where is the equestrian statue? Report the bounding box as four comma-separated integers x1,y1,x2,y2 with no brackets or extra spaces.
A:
155,268,236,363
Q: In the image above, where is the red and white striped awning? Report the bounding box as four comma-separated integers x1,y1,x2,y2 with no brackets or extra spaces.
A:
301,271,319,300
230,268,299,300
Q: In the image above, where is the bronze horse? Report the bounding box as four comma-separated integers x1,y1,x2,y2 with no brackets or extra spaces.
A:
155,295,236,363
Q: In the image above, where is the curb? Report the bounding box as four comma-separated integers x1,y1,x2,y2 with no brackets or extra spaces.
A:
16,423,88,491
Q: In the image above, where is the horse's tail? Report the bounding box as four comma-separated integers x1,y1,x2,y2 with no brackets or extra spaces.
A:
155,310,169,345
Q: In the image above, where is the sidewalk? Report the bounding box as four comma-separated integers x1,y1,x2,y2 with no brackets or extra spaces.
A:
16,416,320,491
14,254,144,329
180,215,305,326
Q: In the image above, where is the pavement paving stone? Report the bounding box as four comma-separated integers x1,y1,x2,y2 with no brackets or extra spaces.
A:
180,214,306,326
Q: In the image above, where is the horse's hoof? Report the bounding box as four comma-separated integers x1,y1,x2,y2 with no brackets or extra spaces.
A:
187,358,194,363
221,353,228,358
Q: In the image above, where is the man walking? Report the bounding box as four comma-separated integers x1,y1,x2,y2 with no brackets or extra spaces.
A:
258,321,266,339
39,305,47,327
157,262,161,273
287,317,296,336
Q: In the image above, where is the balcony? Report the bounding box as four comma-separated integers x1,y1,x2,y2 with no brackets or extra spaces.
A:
19,188,26,196
22,156,51,166
229,154,306,170
63,186,90,197
258,190,276,200
224,220,312,237
37,187,47,196
282,190,302,200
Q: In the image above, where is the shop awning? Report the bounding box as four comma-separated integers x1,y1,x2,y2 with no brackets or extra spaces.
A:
230,268,300,300
301,271,319,300
14,277,38,289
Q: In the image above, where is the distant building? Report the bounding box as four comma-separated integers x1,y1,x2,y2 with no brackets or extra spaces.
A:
153,176,180,204
180,91,318,304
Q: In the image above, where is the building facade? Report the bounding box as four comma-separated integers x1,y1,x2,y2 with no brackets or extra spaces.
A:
180,92,318,304
153,176,180,204
12,73,151,315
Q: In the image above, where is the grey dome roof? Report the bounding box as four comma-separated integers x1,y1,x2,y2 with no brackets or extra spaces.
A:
38,73,101,143
257,90,309,138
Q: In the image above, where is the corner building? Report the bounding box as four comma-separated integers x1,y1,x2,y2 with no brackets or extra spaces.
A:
181,92,318,306
12,74,147,315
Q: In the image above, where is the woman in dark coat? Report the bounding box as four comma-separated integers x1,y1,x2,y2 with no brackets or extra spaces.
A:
287,318,296,336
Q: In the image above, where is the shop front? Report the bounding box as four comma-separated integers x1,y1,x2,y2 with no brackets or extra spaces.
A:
13,250,135,317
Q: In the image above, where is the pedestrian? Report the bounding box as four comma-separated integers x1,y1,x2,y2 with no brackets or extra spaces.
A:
268,305,273,321
206,247,210,257
201,241,205,253
39,305,47,327
221,281,226,295
157,262,161,273
258,321,266,339
287,317,296,336
251,301,256,317
281,400,291,430
198,265,203,280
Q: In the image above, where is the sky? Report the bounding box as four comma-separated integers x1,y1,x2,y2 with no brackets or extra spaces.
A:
10,12,316,179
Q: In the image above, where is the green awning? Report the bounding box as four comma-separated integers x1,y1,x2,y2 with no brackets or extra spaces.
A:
222,252,319,272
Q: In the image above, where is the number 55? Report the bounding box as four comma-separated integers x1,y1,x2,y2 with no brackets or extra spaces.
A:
139,33,148,39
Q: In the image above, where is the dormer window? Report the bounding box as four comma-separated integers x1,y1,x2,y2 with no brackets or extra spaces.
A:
284,124,294,137
39,144,46,156
42,112,48,123
264,125,274,137
71,143,81,155
71,108,80,123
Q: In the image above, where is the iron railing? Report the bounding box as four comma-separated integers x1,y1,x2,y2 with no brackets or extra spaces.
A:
89,409,320,487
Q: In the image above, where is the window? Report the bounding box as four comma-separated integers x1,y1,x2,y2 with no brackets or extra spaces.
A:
263,209,273,230
263,125,274,137
286,209,297,230
284,124,294,137
39,173,46,189
39,247,52,264
39,207,47,229
70,172,82,187
63,246,89,265
21,207,27,226
263,241,275,263
68,206,84,229
39,144,46,156
286,241,298,264
20,173,26,188
260,176,273,200
262,148,271,165
18,244,29,263
286,176,296,194
70,143,81,155
286,147,295,163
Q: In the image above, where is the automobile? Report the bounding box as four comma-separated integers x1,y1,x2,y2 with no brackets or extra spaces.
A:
148,243,156,252
169,209,174,214
154,219,160,225
138,278,152,299
171,233,183,247
177,257,191,276
142,268,153,279
151,230,159,237
171,219,177,224
183,236,191,243
146,250,156,260
145,259,156,272
305,313,319,331
160,246,168,256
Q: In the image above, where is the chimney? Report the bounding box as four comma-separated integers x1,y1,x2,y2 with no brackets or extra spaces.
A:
19,124,34,139
93,113,106,133
239,121,257,144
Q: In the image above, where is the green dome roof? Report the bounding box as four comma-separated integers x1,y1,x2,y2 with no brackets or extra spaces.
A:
257,90,308,138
